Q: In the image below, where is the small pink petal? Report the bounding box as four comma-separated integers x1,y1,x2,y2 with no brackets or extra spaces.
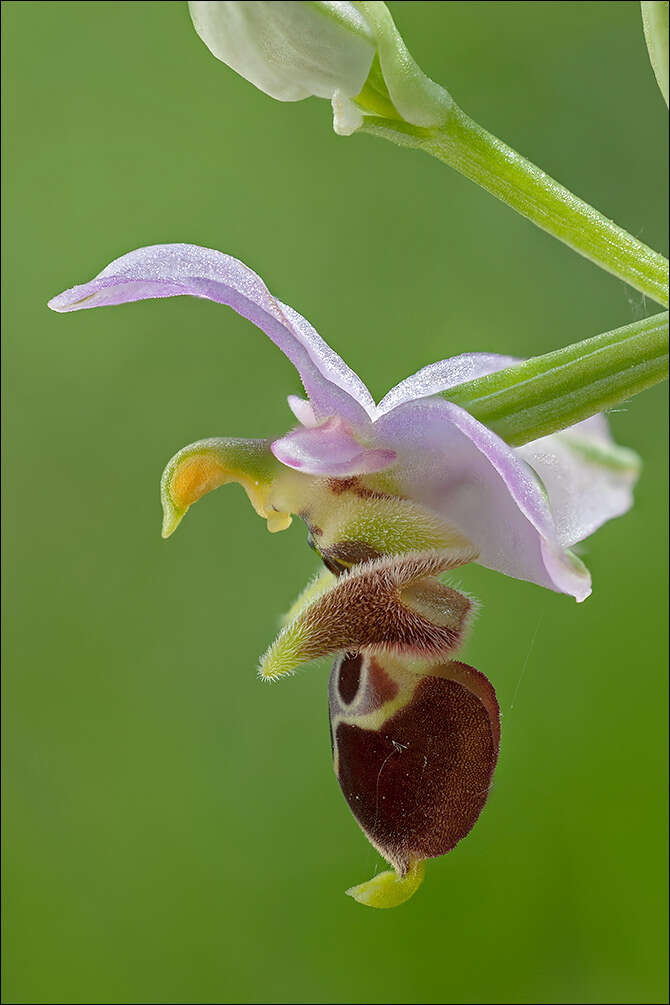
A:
272,417,396,476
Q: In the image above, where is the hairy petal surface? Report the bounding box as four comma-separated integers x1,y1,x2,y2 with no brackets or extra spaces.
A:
259,549,477,680
48,244,375,426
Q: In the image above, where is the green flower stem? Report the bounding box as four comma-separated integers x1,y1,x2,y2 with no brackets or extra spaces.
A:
360,106,669,307
443,311,668,446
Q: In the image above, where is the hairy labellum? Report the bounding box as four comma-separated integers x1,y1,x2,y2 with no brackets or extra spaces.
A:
329,653,500,907
259,547,497,907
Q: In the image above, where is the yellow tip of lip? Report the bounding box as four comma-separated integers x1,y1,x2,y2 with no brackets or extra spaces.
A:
265,511,292,533
346,860,425,909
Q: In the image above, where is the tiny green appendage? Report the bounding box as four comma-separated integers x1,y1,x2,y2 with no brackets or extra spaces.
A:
346,859,426,909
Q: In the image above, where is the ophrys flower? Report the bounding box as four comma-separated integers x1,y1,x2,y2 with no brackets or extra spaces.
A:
48,244,639,905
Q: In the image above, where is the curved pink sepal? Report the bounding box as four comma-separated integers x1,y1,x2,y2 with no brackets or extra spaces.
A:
48,243,375,426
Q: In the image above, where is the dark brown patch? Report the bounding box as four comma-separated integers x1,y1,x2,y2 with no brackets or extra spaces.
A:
326,477,389,500
323,540,381,570
337,654,363,704
333,671,499,874
322,554,348,576
439,661,501,751
364,657,400,709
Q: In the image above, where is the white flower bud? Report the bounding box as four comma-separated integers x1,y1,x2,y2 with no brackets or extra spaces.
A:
189,2,375,102
188,1,452,135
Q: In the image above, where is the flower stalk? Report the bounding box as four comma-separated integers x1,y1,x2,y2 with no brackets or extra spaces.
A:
360,106,669,308
444,311,669,446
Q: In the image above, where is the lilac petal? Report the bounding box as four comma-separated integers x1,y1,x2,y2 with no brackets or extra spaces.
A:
271,417,396,476
372,397,592,601
377,352,517,414
517,415,640,547
377,351,638,554
48,244,376,426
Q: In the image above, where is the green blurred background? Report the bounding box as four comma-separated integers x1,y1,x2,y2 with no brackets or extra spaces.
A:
2,3,668,1002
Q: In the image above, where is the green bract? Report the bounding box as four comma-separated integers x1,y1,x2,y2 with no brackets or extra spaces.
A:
641,1,669,105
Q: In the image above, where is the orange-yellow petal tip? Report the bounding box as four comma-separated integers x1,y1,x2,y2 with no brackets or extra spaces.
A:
159,438,292,538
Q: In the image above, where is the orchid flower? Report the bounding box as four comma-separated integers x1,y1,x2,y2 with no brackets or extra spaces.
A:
49,244,639,907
